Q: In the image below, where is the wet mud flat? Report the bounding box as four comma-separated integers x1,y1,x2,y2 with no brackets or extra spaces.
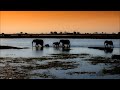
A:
0,53,120,79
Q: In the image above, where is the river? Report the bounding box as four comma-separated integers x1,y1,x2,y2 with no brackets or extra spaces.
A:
0,38,120,57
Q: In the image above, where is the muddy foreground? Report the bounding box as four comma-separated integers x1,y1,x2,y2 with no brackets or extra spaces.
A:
0,53,120,79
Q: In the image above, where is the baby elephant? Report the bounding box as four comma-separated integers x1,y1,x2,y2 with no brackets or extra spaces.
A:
45,44,50,47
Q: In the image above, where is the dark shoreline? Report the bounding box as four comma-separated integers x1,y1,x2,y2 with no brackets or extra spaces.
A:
0,53,120,79
0,34,120,39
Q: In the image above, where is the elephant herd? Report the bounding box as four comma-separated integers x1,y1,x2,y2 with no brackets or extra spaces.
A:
32,39,70,48
32,39,114,51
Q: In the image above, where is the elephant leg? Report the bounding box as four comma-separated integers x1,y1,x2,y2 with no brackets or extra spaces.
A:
104,43,106,48
106,44,108,48
63,44,65,48
69,44,70,48
63,44,64,48
68,44,70,48
41,47,43,50
105,43,108,48
67,44,69,48
62,44,64,47
110,45,112,48
35,44,37,47
38,44,41,47
66,44,68,48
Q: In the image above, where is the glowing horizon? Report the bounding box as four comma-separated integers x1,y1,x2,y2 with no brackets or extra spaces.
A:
0,11,120,34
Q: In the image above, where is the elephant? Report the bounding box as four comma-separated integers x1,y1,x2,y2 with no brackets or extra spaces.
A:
104,40,114,48
45,44,50,47
32,39,44,47
53,42,60,47
59,39,70,48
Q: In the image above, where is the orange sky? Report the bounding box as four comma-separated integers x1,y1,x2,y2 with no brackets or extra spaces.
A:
0,11,120,34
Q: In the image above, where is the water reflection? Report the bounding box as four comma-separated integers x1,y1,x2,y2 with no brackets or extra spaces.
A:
53,47,71,53
62,47,71,52
53,47,61,51
104,48,113,53
32,47,44,57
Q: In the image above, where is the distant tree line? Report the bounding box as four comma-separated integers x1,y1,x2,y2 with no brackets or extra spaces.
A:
1,31,120,35
0,31,120,39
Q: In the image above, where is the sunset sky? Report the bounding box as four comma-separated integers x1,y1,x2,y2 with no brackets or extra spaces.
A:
0,11,120,34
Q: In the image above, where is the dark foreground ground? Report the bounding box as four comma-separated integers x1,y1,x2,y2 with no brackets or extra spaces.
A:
0,53,120,79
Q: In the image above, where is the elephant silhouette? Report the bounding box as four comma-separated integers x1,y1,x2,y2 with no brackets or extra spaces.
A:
104,40,114,48
32,39,44,47
45,44,50,47
53,42,60,47
59,39,70,48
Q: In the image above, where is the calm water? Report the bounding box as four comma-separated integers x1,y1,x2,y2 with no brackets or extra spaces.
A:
0,38,120,79
0,38,120,57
